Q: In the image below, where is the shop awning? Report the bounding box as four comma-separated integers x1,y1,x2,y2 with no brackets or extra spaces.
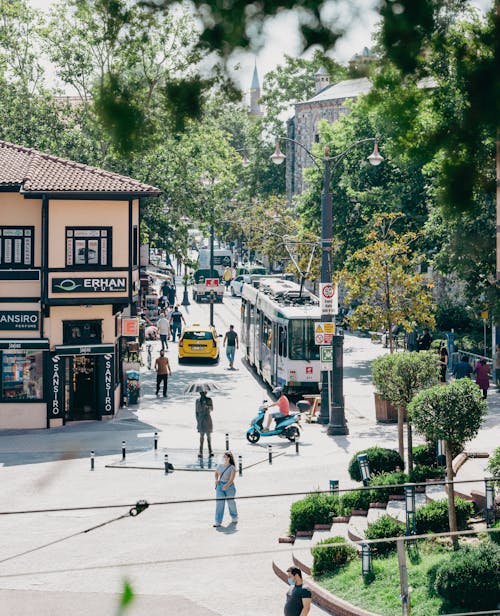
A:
0,339,49,349
54,344,115,356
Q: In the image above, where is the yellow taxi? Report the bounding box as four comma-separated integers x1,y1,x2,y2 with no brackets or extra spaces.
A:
178,324,220,363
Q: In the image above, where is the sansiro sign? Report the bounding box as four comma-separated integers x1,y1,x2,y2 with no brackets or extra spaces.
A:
0,311,39,330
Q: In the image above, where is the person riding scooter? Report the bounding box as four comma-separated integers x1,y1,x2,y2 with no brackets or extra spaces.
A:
264,387,290,431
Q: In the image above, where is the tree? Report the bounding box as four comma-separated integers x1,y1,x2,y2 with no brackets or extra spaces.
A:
342,213,435,351
372,351,439,471
408,378,487,548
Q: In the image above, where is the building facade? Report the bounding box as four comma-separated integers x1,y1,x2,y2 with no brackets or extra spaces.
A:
0,141,160,429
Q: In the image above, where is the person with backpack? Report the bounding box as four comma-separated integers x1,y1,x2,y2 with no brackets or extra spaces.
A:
169,305,185,342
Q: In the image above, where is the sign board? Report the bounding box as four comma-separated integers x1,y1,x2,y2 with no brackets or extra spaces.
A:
213,255,232,267
52,277,127,293
314,322,335,345
319,283,338,315
205,278,219,288
320,345,333,369
0,311,39,330
121,317,139,337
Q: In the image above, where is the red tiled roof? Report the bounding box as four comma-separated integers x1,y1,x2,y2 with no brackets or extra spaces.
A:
0,140,161,196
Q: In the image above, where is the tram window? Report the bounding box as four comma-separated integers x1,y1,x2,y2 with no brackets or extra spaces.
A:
278,326,287,356
289,321,304,359
263,317,272,349
305,320,320,360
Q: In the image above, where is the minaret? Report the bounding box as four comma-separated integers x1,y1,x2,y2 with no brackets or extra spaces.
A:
249,61,262,116
315,66,330,94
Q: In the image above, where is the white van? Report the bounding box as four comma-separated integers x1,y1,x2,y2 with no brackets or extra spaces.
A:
197,249,232,277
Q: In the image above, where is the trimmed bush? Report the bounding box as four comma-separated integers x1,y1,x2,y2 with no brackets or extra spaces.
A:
289,493,341,535
311,536,357,576
412,445,436,467
348,447,404,482
368,471,408,503
408,465,445,483
415,498,474,534
364,515,405,555
432,541,500,610
486,445,500,478
489,519,500,546
339,489,372,514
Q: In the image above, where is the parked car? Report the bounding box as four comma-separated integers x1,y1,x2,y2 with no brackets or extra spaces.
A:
230,274,251,297
178,324,220,364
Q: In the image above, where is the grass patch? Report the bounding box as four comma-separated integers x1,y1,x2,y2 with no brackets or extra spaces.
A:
316,542,451,616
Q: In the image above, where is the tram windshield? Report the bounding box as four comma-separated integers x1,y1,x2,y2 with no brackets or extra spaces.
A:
288,320,320,360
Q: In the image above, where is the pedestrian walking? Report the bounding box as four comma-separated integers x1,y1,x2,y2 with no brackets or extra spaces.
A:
495,344,500,387
223,324,239,369
157,312,170,351
417,328,432,351
169,305,185,342
213,451,238,527
196,391,213,458
222,266,232,291
453,355,473,380
283,567,312,616
474,358,490,399
154,349,171,397
438,343,448,383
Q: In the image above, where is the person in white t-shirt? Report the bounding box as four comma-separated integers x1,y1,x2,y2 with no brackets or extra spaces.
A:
157,312,170,351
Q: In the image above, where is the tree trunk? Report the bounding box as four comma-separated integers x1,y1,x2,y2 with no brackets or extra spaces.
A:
445,440,458,550
407,419,413,473
397,406,404,461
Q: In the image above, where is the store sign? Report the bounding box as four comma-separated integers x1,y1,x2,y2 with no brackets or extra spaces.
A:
121,317,139,337
54,344,115,355
319,283,338,315
0,311,39,330
314,322,335,345
0,339,49,349
103,353,114,415
52,277,127,293
48,355,63,418
213,255,232,266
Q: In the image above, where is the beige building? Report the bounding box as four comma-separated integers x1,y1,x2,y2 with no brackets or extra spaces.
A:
0,141,160,429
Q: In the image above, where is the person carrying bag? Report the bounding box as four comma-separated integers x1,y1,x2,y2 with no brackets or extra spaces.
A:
213,451,238,527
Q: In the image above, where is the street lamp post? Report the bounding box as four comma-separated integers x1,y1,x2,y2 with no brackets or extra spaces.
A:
271,138,383,435
209,214,215,326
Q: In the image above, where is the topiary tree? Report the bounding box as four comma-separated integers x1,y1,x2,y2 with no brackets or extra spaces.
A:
348,446,404,482
409,379,487,548
364,514,405,555
311,536,357,577
372,351,439,471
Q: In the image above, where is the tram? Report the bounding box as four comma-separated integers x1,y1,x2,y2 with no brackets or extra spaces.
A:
241,277,321,395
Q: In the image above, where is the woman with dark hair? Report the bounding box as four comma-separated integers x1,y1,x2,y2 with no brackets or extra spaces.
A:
213,451,238,527
439,344,448,383
474,358,490,399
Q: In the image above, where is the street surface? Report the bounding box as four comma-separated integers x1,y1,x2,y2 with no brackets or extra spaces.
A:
1,283,498,615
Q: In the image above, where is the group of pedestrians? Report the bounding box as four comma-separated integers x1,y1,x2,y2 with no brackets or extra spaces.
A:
156,305,186,350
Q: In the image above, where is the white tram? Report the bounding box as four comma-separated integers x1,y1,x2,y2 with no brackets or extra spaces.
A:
241,278,321,395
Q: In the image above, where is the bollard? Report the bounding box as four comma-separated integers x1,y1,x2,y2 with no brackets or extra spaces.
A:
238,455,243,477
122,440,126,461
268,444,273,465
225,433,229,451
90,450,95,471
164,454,169,475
295,439,300,454
154,432,158,451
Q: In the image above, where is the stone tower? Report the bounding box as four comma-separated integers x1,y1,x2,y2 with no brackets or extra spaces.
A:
249,62,262,116
314,66,330,94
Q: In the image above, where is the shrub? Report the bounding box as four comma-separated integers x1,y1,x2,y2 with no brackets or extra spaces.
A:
435,302,471,333
408,465,445,483
339,489,372,514
489,519,500,546
432,541,500,610
348,447,404,482
487,445,500,478
311,536,357,576
415,498,474,534
412,445,436,467
368,471,408,503
364,515,405,555
289,493,341,535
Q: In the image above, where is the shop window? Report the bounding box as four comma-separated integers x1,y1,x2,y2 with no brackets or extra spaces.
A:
63,320,102,345
1,350,43,400
0,226,34,267
66,227,112,267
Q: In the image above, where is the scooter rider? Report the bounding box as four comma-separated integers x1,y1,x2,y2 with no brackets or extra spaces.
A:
264,387,290,431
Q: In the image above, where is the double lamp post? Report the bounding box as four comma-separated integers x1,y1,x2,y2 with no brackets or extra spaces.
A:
271,137,383,435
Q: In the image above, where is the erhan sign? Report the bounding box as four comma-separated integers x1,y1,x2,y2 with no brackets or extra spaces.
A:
0,311,39,330
52,277,127,293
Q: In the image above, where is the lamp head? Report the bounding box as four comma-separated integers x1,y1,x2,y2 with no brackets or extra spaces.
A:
270,141,286,165
367,142,383,166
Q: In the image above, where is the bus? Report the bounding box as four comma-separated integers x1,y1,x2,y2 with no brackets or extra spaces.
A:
241,277,321,396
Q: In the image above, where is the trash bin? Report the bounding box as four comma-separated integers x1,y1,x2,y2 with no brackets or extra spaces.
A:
126,370,140,405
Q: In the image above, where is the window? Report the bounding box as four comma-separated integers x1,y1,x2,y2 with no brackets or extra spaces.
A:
66,228,112,267
63,320,102,345
288,320,320,361
0,226,34,267
278,326,288,357
182,331,214,340
2,350,43,400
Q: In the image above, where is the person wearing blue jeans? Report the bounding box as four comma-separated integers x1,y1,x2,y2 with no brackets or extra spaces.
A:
213,451,238,527
223,325,239,370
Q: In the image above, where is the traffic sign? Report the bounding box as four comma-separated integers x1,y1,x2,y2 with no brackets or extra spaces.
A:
205,278,219,288
319,283,338,315
320,346,333,369
314,322,335,345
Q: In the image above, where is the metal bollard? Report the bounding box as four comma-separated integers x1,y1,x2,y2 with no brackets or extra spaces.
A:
268,444,272,465
121,441,126,461
238,455,243,477
225,433,229,451
90,450,95,471
295,439,300,454
154,432,158,451
164,454,169,474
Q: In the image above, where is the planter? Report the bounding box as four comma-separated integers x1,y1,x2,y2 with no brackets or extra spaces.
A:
374,392,405,423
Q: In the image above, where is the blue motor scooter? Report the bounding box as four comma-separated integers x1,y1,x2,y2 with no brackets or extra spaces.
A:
246,400,301,443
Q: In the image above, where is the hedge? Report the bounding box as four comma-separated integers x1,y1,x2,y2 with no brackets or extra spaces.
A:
289,493,342,534
431,541,500,610
364,515,405,555
339,489,372,514
348,447,404,482
489,519,500,546
408,465,445,483
311,536,357,576
415,498,474,534
412,445,437,467
367,471,407,502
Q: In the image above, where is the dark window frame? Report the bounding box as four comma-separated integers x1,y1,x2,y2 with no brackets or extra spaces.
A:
65,226,112,269
0,225,34,268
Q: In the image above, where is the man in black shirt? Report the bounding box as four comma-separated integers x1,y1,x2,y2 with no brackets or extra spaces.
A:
284,567,311,616
223,325,239,370
169,305,185,342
